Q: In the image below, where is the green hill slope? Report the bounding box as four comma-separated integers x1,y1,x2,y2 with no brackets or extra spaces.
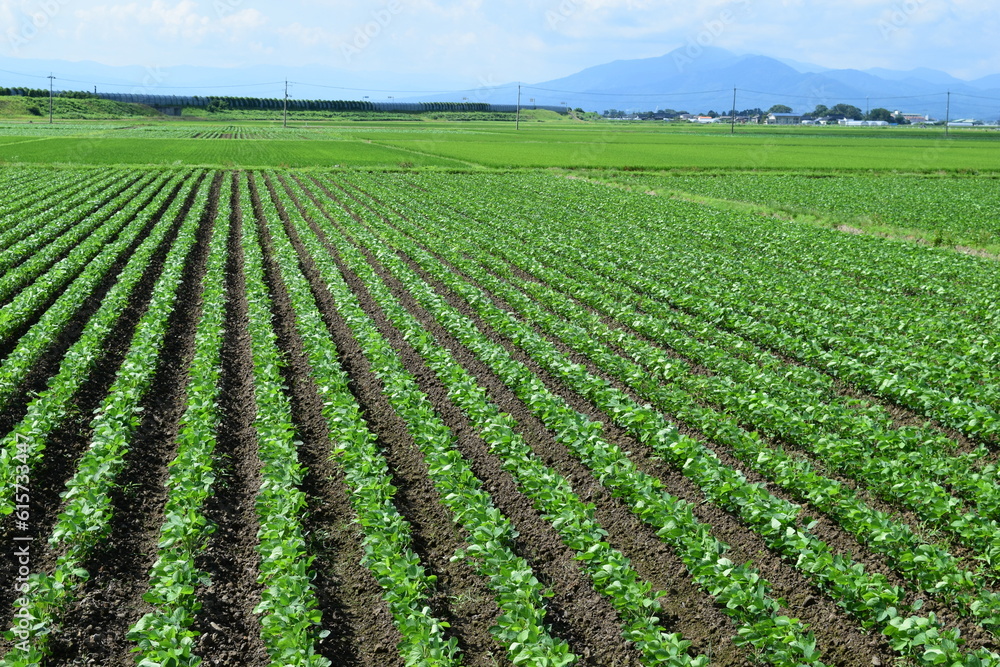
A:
0,96,160,119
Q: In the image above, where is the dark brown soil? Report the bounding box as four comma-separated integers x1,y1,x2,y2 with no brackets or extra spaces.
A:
0,172,144,299
249,173,404,665
5,169,998,666
0,174,177,416
44,172,222,666
273,173,511,666
191,172,269,667
0,174,205,656
296,176,746,664
317,180,902,666
466,247,993,571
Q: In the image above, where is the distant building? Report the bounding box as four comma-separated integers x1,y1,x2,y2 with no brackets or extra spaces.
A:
766,113,803,125
894,111,931,123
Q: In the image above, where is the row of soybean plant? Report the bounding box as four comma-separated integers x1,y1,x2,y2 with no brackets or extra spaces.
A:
2,170,210,665
371,171,1000,630
330,170,999,666
292,171,832,666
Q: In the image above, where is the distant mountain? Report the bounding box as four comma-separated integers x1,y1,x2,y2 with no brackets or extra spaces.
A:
971,73,1000,91
495,47,1000,120
774,57,830,74
864,66,967,88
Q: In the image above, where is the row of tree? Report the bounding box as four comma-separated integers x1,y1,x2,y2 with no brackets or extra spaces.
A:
0,89,500,114
0,88,98,99
766,103,910,123
198,97,496,112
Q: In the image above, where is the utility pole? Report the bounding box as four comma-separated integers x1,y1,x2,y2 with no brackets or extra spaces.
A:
731,87,737,135
47,73,55,124
945,90,951,138
516,84,521,131
283,80,288,128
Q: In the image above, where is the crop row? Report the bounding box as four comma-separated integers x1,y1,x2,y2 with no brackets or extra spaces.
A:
0,171,181,413
408,172,1000,441
289,174,836,666
127,173,232,666
360,175,1000,596
0,171,203,518
4,170,210,664
256,173,460,665
328,174,1000,661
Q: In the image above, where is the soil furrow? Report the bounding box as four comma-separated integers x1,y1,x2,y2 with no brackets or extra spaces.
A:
319,182,902,666
0,175,179,457
296,222,654,664
44,171,224,666
0,173,205,653
250,172,404,665
472,254,990,562
191,172,269,667
0,172,144,293
390,177,993,457
276,174,510,666
302,193,740,665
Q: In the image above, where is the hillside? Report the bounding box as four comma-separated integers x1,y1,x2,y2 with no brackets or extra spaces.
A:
0,96,160,119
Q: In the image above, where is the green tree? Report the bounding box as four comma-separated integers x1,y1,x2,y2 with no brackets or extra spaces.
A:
866,107,893,122
206,99,230,113
828,103,863,120
767,104,793,114
804,104,828,118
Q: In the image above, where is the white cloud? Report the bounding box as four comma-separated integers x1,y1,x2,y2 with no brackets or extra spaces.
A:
2,0,998,82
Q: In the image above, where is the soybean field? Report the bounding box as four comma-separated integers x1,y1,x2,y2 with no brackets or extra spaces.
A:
1,165,1000,667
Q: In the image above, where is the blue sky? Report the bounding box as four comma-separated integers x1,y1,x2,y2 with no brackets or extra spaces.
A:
1,0,997,87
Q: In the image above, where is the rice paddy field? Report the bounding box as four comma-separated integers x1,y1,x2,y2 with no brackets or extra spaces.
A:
1,121,1000,667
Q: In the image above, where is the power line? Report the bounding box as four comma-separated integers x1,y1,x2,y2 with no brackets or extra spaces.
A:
288,80,519,95
523,85,731,98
